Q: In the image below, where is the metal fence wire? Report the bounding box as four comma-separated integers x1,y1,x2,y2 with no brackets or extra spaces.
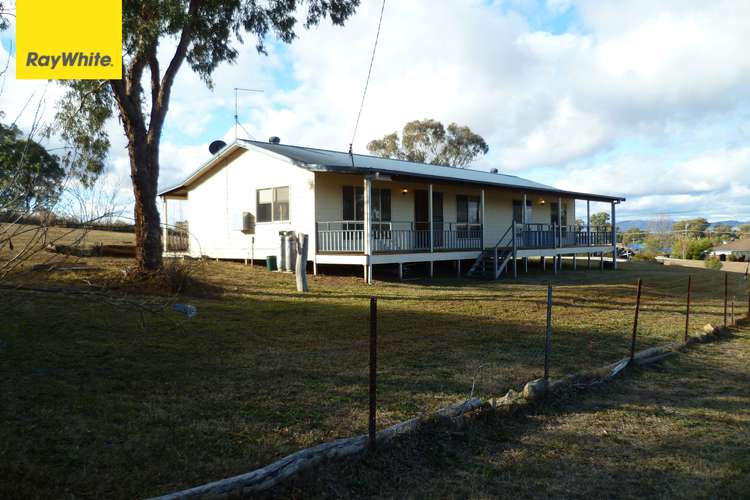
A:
366,269,750,447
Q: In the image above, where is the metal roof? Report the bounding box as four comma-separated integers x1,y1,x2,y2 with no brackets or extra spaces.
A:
712,239,750,252
159,139,625,203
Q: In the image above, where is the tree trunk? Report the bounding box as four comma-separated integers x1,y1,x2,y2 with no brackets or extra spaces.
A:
128,137,162,271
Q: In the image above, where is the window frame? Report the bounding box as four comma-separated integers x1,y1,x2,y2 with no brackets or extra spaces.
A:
512,199,533,224
456,194,481,238
256,186,291,224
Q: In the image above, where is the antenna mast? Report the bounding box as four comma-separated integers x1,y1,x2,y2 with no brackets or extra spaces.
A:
233,87,264,140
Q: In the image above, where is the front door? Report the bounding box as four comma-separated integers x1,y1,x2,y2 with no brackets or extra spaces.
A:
414,190,443,250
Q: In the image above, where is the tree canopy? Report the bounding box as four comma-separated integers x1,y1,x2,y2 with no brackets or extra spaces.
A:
621,227,643,246
672,218,709,238
0,122,65,211
55,0,360,270
710,223,733,240
367,119,489,168
590,212,611,229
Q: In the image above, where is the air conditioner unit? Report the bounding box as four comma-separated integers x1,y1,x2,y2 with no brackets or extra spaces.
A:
234,212,255,234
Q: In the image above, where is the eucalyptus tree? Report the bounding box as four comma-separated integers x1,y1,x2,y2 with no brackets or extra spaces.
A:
368,119,489,168
0,122,65,211
56,0,360,271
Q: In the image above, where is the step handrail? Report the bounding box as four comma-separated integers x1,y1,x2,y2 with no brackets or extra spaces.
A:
492,221,518,277
468,221,517,277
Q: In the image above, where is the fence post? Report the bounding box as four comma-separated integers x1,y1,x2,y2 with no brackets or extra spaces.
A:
369,296,377,450
544,282,553,380
731,297,735,326
724,272,728,329
684,275,691,343
630,279,643,361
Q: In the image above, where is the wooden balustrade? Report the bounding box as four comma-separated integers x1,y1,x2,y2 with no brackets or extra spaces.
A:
316,221,612,254
317,221,481,254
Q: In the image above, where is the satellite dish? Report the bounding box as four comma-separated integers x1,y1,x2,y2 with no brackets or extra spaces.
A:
209,140,227,155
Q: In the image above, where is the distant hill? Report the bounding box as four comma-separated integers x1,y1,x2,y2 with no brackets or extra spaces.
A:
617,220,655,231
708,220,747,229
616,219,749,231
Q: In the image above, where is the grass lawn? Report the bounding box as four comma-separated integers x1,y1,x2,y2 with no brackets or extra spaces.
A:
278,323,750,499
1,235,748,498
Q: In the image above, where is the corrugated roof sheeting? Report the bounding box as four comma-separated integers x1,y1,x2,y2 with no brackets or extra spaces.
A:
159,139,625,202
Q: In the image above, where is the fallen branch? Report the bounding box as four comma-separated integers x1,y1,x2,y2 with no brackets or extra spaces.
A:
149,398,486,499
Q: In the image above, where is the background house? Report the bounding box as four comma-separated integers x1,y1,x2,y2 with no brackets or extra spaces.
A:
709,239,750,261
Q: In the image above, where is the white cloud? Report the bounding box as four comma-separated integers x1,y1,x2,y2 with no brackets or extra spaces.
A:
2,0,750,221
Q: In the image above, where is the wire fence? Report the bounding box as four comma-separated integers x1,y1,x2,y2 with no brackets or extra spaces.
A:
367,269,750,448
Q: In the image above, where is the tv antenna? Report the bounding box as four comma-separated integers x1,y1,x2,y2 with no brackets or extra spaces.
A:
233,87,264,140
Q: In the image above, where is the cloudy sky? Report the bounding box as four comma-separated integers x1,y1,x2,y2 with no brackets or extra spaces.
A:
2,0,750,221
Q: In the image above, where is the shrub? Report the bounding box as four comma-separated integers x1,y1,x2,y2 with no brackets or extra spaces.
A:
704,256,723,270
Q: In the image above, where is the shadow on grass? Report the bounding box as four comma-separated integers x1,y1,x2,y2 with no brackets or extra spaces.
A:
0,260,745,498
271,332,750,499
0,287,639,499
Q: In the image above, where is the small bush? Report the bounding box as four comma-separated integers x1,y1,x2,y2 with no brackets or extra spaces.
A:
727,254,737,262
705,256,723,270
633,252,655,261
114,259,222,297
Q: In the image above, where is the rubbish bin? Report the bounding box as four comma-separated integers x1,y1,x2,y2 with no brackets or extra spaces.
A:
266,255,277,271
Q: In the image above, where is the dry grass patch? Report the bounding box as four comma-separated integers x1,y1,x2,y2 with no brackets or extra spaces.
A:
0,234,748,498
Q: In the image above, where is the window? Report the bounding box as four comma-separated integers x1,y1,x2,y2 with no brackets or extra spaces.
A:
342,186,364,231
513,200,533,224
342,186,364,221
457,195,481,237
342,186,391,234
274,187,289,221
256,186,290,223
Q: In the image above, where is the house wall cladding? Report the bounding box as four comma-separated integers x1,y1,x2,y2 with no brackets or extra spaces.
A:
186,148,316,259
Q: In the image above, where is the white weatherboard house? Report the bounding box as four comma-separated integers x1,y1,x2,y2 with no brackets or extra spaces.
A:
158,139,625,282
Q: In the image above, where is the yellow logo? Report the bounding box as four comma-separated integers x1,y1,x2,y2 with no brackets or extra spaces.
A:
16,0,122,80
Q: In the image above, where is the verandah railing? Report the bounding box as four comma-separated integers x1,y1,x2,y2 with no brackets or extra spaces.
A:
316,221,482,254
515,223,612,250
166,227,190,252
316,221,613,254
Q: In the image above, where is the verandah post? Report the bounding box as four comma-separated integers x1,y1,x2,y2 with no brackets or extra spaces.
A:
161,196,168,253
611,200,618,270
369,296,378,450
544,282,553,380
630,279,643,361
363,177,373,284
512,220,518,279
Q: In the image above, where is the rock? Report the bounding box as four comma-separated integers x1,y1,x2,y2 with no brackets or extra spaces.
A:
703,324,719,335
523,378,548,401
173,303,197,318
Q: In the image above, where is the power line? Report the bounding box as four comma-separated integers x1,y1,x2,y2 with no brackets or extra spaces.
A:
350,0,386,150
